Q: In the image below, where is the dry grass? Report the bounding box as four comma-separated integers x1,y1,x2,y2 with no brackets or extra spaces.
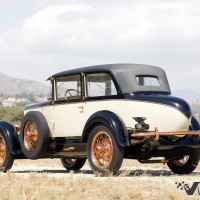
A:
0,159,200,200
0,172,182,200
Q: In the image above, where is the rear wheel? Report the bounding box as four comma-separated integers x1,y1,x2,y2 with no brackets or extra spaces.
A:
167,149,200,174
167,117,200,174
87,125,124,175
60,158,86,171
0,132,14,172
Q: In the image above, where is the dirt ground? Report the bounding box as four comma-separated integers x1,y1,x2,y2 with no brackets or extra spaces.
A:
1,159,200,200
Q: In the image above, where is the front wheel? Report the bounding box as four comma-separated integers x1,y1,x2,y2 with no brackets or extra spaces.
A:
0,131,14,172
87,125,124,175
167,148,200,174
60,158,86,171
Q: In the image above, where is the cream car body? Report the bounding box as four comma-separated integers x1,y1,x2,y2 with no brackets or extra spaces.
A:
24,64,192,138
25,99,190,138
16,64,200,175
1,64,200,174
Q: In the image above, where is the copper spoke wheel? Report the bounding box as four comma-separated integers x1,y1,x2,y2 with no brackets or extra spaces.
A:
24,120,38,151
0,132,14,172
88,125,124,175
20,111,49,159
167,151,200,174
91,130,113,169
0,136,6,166
173,156,190,166
65,158,76,164
60,158,86,171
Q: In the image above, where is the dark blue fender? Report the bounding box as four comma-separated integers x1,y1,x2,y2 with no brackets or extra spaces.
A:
191,116,200,130
176,116,200,145
0,120,21,155
82,111,130,147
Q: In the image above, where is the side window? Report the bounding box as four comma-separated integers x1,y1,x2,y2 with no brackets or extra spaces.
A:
56,75,81,100
86,73,117,97
136,76,160,86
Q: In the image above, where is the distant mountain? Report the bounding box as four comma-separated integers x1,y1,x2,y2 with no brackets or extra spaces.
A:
0,72,199,100
172,89,200,100
0,73,50,96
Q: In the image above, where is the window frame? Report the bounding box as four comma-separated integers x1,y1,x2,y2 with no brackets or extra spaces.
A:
84,72,118,99
54,74,82,102
135,75,161,87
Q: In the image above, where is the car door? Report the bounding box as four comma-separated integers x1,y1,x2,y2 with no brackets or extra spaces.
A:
79,72,119,124
43,73,118,138
43,74,85,138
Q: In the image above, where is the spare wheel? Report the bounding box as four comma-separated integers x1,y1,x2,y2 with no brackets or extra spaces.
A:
20,111,49,159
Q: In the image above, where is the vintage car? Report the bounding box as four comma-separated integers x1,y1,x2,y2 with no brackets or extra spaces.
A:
1,64,200,175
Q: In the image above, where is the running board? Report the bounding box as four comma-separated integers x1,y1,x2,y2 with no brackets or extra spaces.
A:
138,159,167,164
138,159,181,164
47,143,87,158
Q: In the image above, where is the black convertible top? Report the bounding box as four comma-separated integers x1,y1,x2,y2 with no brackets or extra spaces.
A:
48,64,171,94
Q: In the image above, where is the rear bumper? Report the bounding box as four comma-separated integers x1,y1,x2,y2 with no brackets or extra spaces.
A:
131,128,200,141
153,144,200,157
129,130,200,159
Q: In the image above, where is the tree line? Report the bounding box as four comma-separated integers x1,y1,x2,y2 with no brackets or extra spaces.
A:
0,106,23,122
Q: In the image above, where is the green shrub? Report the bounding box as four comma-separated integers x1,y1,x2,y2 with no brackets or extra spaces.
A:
0,106,23,122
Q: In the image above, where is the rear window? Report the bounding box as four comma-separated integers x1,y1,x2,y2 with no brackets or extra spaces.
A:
136,76,160,86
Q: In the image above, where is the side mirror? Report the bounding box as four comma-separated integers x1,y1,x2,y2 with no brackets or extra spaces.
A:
47,96,55,105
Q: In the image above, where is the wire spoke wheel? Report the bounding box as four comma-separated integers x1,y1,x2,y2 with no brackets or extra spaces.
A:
0,132,14,173
173,156,190,166
88,125,124,175
0,136,6,166
24,120,38,151
65,158,77,164
91,130,113,169
20,111,49,159
60,158,86,171
167,152,200,174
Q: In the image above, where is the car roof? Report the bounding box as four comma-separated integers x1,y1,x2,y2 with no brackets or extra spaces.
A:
47,63,171,94
49,63,158,78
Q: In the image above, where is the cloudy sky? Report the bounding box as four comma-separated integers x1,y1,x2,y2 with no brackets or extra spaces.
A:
0,0,200,94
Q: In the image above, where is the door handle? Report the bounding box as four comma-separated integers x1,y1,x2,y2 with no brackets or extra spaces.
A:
78,106,84,111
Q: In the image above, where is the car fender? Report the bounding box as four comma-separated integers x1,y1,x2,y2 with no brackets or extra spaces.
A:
179,116,200,145
82,111,130,147
191,116,200,130
0,120,20,155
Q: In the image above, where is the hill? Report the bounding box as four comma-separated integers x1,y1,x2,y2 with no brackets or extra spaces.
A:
0,73,50,96
0,72,200,100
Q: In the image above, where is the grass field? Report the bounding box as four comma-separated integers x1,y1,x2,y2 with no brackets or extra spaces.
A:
1,159,200,200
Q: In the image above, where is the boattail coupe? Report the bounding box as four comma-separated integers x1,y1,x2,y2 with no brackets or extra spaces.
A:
0,64,200,175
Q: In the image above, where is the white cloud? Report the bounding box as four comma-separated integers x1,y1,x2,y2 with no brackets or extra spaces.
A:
0,0,200,91
2,1,200,53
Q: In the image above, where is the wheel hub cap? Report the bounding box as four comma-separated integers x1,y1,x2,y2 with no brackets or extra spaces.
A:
92,131,113,169
173,155,190,166
24,120,38,151
0,135,6,166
